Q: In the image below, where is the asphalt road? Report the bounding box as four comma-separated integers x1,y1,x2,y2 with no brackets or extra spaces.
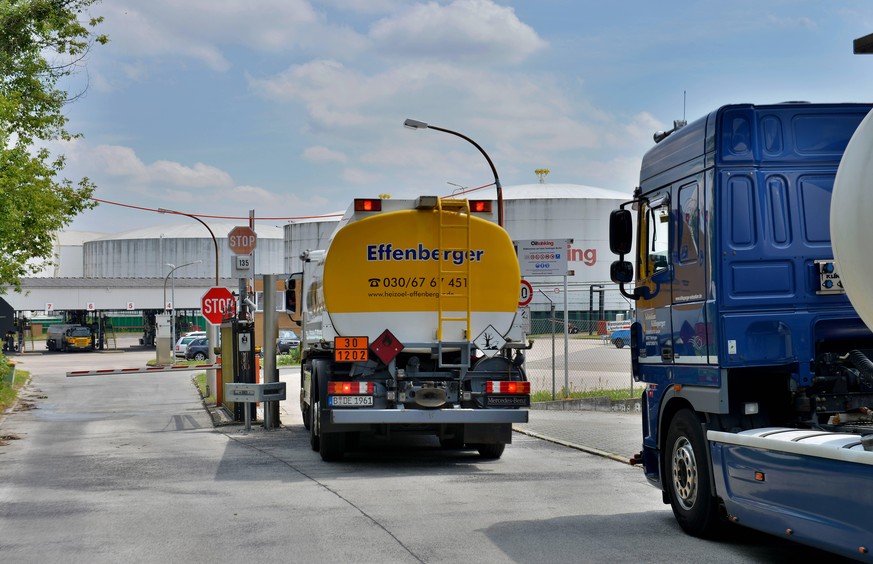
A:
0,345,846,563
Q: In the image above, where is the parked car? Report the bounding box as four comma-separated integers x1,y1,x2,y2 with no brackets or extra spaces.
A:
182,330,206,339
277,330,300,354
184,337,211,361
174,335,200,358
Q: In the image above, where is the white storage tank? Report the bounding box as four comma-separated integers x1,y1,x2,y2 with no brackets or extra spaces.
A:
283,213,342,275
83,221,285,278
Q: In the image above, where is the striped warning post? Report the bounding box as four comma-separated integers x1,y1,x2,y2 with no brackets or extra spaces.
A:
67,364,221,377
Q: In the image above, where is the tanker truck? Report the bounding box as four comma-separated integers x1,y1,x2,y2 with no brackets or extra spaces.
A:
46,324,94,352
608,102,873,558
290,196,530,461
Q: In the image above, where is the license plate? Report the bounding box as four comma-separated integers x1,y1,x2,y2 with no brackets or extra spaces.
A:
329,395,374,407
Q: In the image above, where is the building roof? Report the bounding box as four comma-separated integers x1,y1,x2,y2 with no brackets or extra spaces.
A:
88,221,285,241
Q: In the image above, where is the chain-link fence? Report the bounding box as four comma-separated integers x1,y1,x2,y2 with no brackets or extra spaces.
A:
522,282,637,399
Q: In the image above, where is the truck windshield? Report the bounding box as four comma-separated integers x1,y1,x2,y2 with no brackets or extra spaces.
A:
70,328,90,337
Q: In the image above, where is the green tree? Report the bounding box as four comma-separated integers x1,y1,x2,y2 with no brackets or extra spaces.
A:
0,0,107,291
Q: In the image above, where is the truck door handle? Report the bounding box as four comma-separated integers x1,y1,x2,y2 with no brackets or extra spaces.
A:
661,348,673,361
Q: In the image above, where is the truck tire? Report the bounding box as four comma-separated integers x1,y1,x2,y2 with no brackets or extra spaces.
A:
309,396,320,452
665,409,722,538
319,431,345,462
301,366,311,431
439,428,465,450
613,338,625,349
476,443,505,459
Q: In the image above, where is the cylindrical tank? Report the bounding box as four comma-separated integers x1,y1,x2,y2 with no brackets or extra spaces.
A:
832,108,873,330
316,205,520,345
83,221,285,278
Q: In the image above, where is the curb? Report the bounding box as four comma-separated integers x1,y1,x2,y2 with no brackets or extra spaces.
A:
512,425,631,465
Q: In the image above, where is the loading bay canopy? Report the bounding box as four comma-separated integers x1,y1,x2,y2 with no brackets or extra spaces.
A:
3,277,237,313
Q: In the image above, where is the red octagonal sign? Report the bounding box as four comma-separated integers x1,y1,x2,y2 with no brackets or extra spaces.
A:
201,287,235,325
228,226,257,255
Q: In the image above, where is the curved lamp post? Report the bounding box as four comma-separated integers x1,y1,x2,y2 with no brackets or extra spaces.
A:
158,208,219,285
158,208,221,375
403,119,504,227
163,260,202,362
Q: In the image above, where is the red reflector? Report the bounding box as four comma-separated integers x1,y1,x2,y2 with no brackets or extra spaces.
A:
469,200,492,213
486,381,530,394
354,199,382,212
328,381,374,394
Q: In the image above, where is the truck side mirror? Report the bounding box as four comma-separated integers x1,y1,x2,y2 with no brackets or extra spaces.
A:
285,274,297,312
610,260,634,284
609,209,633,255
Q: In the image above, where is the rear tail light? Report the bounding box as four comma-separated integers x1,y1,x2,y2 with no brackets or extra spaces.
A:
328,381,374,394
486,381,530,394
354,199,382,212
469,200,492,213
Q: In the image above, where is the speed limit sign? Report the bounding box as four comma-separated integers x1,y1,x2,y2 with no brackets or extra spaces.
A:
519,279,533,306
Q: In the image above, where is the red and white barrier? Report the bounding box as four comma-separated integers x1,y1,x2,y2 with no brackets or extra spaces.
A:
67,363,221,377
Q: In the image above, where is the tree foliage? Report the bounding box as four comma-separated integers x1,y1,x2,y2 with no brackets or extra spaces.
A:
0,0,107,291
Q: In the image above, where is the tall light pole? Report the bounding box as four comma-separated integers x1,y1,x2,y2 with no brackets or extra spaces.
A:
163,260,202,363
158,208,221,377
158,209,219,285
403,119,505,227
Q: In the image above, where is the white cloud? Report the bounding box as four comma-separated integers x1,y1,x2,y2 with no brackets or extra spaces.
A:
303,146,348,163
369,0,547,65
97,0,367,73
91,145,234,188
342,168,385,185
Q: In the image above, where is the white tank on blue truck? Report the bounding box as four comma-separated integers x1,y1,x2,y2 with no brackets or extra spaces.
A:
289,196,530,461
608,102,873,559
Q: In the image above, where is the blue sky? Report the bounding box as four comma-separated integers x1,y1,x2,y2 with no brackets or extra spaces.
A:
58,0,873,233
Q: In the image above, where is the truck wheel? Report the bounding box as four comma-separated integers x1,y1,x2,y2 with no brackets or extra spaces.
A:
665,409,722,537
309,397,320,452
301,366,311,431
476,443,505,459
613,338,625,349
302,399,311,432
319,431,345,462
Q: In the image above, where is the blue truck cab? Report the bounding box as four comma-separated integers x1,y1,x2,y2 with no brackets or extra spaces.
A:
608,103,873,557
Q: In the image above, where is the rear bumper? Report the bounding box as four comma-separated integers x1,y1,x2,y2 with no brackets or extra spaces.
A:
330,408,529,425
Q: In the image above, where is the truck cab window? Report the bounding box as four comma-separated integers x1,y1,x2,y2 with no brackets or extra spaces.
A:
641,203,670,277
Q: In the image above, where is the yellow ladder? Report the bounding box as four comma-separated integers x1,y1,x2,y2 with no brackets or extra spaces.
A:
436,198,472,342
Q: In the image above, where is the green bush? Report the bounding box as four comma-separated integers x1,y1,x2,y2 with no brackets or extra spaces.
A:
277,349,300,366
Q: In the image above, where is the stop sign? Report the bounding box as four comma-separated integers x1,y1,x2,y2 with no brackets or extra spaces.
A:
228,226,257,255
201,287,235,325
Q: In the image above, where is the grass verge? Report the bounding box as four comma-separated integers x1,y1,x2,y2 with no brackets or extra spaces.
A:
0,366,31,413
532,387,636,403
193,373,216,405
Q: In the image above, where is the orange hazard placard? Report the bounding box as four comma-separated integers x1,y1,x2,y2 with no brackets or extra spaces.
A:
334,336,369,362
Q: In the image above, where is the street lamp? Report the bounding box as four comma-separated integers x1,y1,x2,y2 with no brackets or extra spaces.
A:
404,119,505,227
158,208,221,374
158,208,219,285
164,260,202,363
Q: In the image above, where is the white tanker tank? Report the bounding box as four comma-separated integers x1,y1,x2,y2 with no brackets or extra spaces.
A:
291,196,530,461
832,108,873,332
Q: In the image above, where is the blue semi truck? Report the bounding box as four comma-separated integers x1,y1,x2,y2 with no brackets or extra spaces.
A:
608,102,873,558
